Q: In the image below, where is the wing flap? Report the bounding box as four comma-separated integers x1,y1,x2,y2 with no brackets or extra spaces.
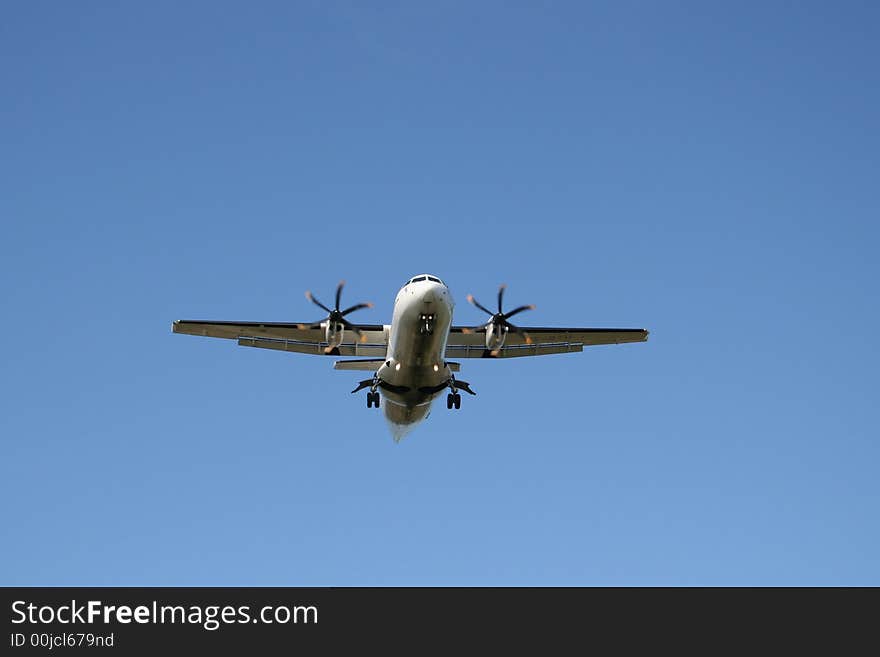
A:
445,342,584,359
238,336,388,357
332,359,461,372
333,359,386,371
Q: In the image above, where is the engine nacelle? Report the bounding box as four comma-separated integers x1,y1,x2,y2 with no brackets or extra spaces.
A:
485,322,507,351
325,322,345,349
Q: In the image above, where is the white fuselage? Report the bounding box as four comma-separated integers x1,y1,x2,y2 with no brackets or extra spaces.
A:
376,275,454,438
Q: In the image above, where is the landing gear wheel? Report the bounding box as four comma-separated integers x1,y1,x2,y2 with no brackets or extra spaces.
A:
453,393,461,409
446,393,454,410
367,391,379,408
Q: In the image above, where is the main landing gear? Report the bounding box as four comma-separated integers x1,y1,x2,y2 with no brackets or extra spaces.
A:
445,374,474,410
352,375,381,409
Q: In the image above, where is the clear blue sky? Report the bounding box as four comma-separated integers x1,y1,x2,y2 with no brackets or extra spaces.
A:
2,2,878,585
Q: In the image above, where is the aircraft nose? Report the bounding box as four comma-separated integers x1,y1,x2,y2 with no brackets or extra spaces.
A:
421,283,443,305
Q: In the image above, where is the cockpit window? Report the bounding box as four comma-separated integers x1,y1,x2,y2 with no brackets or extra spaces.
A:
407,275,443,285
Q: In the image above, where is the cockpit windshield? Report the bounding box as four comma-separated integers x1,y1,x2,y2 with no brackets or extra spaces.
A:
406,275,445,286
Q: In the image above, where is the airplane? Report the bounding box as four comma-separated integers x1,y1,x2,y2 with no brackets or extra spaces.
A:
172,275,649,441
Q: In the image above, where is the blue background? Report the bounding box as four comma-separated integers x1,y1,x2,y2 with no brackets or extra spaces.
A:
2,2,878,585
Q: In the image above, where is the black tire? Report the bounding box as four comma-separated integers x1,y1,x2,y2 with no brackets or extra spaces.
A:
367,393,373,408
446,393,454,409
453,393,461,410
373,392,380,408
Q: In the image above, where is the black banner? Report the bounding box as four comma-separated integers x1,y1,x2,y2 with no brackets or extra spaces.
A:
1,587,875,653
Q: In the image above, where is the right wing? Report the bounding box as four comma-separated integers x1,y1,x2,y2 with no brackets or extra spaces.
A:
445,326,649,359
172,320,389,357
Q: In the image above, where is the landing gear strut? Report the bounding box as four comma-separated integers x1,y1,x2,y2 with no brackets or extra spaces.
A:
367,374,380,409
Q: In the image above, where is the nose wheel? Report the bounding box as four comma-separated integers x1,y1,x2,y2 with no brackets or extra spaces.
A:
446,392,461,410
367,391,381,408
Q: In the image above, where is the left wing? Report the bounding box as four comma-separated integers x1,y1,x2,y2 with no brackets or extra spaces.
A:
445,326,648,359
172,320,389,357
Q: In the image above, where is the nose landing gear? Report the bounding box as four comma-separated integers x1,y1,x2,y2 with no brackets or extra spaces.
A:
367,391,381,408
446,392,461,409
418,313,435,335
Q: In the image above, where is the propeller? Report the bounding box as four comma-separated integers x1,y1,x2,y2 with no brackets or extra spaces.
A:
298,280,373,345
464,284,535,354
